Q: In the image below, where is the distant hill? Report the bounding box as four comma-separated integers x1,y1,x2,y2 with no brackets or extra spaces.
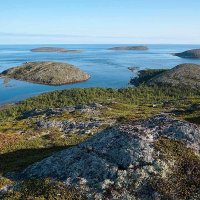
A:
0,61,90,85
108,46,148,50
31,47,81,53
174,49,200,58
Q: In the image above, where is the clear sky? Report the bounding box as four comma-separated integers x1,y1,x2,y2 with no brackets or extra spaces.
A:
0,0,200,44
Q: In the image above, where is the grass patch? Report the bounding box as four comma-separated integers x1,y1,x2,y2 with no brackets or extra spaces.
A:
152,138,200,200
2,178,85,200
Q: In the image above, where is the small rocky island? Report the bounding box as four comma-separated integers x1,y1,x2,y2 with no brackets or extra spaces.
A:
108,46,148,50
31,47,81,53
0,61,90,85
174,49,200,58
131,63,200,88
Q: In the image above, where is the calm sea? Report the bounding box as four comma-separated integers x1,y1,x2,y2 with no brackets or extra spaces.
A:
0,44,200,105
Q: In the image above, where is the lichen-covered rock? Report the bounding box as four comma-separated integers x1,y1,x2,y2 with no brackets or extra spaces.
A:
19,114,200,199
0,62,90,85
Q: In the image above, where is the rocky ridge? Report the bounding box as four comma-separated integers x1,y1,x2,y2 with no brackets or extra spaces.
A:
18,114,200,199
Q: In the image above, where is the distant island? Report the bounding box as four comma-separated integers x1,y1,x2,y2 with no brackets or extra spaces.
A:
31,47,81,53
131,63,200,88
0,61,90,85
174,49,200,58
108,46,148,50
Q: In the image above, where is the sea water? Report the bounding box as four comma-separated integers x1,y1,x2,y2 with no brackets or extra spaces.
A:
0,44,200,105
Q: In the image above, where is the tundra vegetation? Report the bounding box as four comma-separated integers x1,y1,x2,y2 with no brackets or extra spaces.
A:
1,84,200,199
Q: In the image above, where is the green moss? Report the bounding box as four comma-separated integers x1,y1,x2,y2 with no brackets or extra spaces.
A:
2,178,85,200
0,177,13,189
152,138,200,199
0,133,89,174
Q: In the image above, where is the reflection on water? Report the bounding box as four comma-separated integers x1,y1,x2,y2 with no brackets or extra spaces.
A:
3,77,13,87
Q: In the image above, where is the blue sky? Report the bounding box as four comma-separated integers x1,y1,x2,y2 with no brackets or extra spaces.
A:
0,0,200,44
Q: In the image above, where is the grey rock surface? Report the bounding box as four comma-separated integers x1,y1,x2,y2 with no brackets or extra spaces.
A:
20,114,200,199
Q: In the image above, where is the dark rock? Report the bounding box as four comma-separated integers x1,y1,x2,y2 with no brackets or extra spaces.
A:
187,103,200,112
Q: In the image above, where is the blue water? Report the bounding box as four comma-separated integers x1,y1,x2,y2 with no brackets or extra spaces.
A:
0,44,200,105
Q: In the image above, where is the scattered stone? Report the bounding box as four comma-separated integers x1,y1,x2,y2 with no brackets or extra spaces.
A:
19,103,106,119
36,118,115,135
